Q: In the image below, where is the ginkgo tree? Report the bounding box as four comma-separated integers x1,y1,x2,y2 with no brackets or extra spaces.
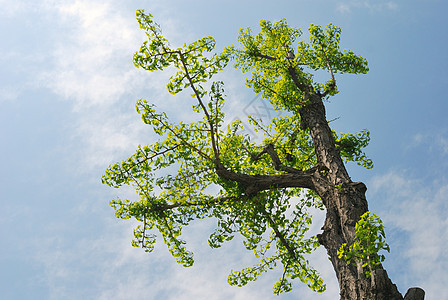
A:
102,9,424,300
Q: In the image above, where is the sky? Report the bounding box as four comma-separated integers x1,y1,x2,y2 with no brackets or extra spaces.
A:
1,0,447,299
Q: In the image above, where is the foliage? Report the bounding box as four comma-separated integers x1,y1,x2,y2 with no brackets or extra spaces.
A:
337,212,390,278
227,20,368,112
334,129,374,169
102,9,373,295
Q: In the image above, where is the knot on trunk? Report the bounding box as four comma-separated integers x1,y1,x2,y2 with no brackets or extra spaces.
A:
349,181,367,194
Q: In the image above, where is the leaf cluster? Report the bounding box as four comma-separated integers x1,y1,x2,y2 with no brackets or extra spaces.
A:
225,191,325,294
334,129,374,169
133,9,229,99
226,21,368,112
337,212,390,278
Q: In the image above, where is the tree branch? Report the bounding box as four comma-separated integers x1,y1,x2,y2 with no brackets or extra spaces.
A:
287,65,312,93
252,53,276,60
146,108,212,161
243,143,306,175
256,198,312,289
177,51,220,161
153,195,238,212
215,163,316,196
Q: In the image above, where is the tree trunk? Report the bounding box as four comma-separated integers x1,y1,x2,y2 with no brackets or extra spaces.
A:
300,92,420,299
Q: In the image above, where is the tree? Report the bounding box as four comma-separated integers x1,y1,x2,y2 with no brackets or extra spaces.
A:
102,9,424,300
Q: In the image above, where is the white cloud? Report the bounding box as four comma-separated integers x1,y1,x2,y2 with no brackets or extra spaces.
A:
336,3,352,14
336,0,398,14
33,0,182,173
38,0,190,111
0,86,20,102
369,171,448,298
39,0,145,109
0,0,26,17
409,131,448,158
68,106,148,173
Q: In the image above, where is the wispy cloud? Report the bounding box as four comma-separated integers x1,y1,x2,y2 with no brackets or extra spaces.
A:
0,86,20,102
369,171,448,298
40,0,144,108
35,212,340,300
0,0,26,17
411,131,448,156
32,0,181,172
336,0,398,14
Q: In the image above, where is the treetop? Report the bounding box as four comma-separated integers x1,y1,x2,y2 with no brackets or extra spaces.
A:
102,9,373,295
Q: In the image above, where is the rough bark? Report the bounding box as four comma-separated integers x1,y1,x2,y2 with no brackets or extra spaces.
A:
299,92,422,299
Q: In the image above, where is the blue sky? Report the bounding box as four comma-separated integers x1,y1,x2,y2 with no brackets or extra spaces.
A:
1,0,447,299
